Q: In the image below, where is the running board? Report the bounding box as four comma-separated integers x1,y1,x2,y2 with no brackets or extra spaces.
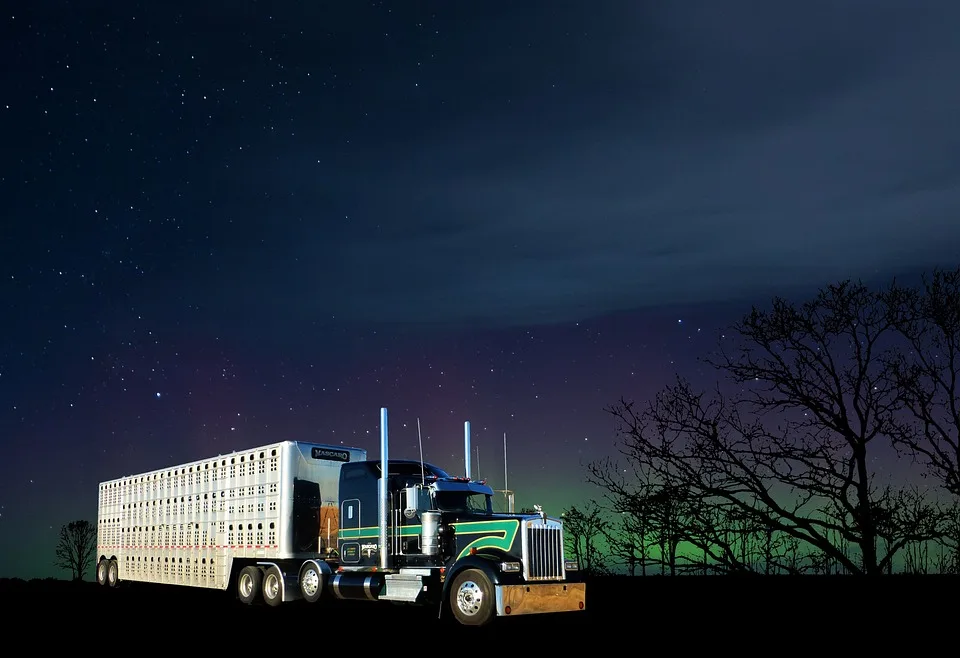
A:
379,572,426,602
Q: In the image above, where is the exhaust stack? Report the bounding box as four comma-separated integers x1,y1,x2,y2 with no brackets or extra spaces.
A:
379,407,389,570
464,421,471,479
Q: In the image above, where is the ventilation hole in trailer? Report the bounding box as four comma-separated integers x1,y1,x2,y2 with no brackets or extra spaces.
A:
259,451,264,459
271,449,276,456
231,458,235,464
270,523,275,529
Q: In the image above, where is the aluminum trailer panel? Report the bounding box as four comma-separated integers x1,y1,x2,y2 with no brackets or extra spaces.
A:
97,441,366,591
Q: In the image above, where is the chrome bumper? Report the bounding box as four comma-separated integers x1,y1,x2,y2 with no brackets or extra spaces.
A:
495,582,586,617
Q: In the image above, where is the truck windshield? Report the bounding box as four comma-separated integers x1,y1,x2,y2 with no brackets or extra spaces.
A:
435,491,492,515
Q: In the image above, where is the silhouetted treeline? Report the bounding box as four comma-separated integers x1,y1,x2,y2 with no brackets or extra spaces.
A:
567,268,960,576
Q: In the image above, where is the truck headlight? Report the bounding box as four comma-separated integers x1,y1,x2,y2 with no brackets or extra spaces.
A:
564,559,579,571
501,561,521,573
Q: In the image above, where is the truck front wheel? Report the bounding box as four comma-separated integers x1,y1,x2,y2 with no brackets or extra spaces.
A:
449,568,495,627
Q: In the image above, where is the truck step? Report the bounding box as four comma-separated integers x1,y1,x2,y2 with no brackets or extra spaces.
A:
379,573,425,603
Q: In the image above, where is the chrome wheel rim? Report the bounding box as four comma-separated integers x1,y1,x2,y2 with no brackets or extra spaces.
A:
301,568,320,598
264,573,280,601
239,573,253,599
456,580,484,616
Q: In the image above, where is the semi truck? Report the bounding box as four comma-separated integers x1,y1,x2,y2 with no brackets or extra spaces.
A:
95,407,586,626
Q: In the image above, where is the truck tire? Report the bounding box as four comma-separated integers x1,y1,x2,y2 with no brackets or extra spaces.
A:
96,559,109,586
262,566,284,607
237,566,263,605
449,568,495,627
106,560,119,588
298,561,326,604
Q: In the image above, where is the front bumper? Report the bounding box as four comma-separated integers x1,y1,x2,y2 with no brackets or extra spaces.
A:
495,581,586,617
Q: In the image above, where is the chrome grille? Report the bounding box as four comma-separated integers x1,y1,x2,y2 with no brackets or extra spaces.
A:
523,523,565,581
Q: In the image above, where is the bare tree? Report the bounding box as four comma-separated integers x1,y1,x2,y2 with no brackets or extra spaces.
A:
777,533,807,574
685,502,767,574
606,527,643,576
601,281,944,576
585,457,660,575
644,484,695,575
55,519,97,581
884,267,960,497
561,503,608,576
935,501,960,574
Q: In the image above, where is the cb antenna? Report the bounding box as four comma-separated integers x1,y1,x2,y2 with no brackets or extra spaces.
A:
417,417,425,486
503,431,508,495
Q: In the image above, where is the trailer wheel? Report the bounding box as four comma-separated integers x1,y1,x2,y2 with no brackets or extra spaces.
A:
96,559,109,587
106,560,119,588
449,568,495,627
262,566,284,607
237,566,263,605
298,561,326,604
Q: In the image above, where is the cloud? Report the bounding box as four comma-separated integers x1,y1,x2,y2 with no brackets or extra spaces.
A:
237,1,960,328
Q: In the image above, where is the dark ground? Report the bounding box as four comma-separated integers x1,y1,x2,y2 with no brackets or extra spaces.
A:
3,574,954,643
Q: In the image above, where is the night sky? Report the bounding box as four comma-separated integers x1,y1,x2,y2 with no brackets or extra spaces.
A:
4,1,960,580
